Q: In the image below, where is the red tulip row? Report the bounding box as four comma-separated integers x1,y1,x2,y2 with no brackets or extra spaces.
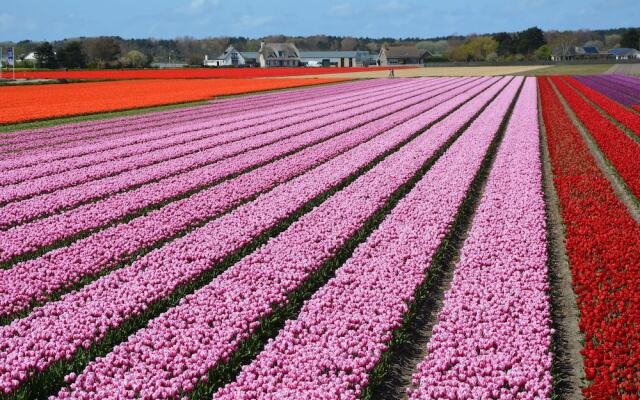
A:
540,76,640,399
551,76,640,204
564,76,640,137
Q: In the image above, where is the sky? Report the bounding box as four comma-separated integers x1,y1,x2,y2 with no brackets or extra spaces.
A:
0,0,638,42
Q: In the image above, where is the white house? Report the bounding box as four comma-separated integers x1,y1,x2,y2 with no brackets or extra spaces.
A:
203,44,375,68
378,46,430,65
607,48,640,60
299,51,371,67
23,52,37,62
258,42,300,67
203,55,224,67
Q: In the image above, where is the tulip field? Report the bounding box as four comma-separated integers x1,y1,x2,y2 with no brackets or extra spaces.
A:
0,73,639,399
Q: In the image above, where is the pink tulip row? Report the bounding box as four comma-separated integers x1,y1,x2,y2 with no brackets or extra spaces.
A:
51,76,512,400
0,80,425,202
0,79,447,230
407,78,553,400
213,77,523,400
0,79,415,182
0,76,481,396
0,77,497,319
0,79,390,155
0,79,478,261
0,78,383,148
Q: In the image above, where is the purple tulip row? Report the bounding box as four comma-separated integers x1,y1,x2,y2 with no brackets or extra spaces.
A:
0,77,488,396
0,79,449,230
603,73,640,92
0,79,389,154
592,75,640,101
0,78,382,147
51,76,513,400
0,79,410,177
0,79,477,261
0,77,498,320
573,75,639,107
0,80,425,201
407,78,553,400
213,77,523,400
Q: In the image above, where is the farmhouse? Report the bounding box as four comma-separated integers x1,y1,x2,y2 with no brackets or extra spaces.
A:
607,47,640,60
378,46,430,65
258,42,301,67
203,46,258,67
299,51,372,67
203,44,375,68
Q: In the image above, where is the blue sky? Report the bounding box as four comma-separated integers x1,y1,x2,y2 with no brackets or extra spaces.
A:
1,0,637,41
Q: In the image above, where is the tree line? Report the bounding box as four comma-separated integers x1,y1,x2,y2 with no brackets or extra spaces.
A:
2,27,638,69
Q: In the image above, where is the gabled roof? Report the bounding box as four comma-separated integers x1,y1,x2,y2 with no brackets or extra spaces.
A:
219,46,258,60
260,43,300,60
608,47,640,56
299,51,369,59
242,52,258,59
382,46,430,59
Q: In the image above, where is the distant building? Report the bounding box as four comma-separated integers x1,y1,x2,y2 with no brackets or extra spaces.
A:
203,46,258,67
203,55,223,67
150,62,188,69
23,52,37,62
378,46,431,66
203,44,374,68
299,51,371,67
607,48,640,60
258,42,300,67
551,46,609,61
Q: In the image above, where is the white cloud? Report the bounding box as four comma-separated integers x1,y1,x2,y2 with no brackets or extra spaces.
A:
374,0,408,12
237,15,274,29
327,3,354,17
189,0,220,10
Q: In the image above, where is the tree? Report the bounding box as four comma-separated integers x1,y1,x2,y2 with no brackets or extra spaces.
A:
365,42,379,53
493,32,515,56
188,54,203,66
449,36,498,62
583,40,604,51
340,37,358,51
605,34,622,49
516,27,546,55
87,37,121,67
533,44,552,60
547,31,579,59
416,40,449,56
124,50,148,68
34,42,57,69
56,41,86,69
621,29,640,49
